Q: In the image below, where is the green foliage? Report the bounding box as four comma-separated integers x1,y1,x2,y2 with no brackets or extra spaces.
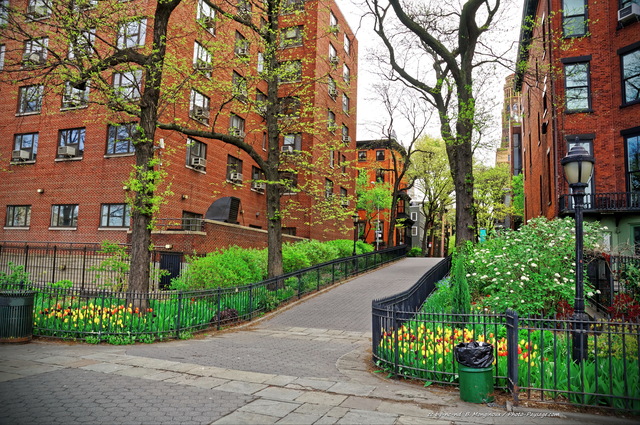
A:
463,217,606,317
47,280,74,289
406,247,422,257
474,163,512,237
422,277,454,312
89,241,130,292
0,262,32,289
512,174,524,218
451,253,471,318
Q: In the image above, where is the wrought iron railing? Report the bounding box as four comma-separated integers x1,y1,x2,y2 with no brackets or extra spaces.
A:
559,192,640,213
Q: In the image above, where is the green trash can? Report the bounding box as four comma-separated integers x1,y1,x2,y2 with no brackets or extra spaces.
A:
454,341,495,403
458,365,495,403
0,291,36,343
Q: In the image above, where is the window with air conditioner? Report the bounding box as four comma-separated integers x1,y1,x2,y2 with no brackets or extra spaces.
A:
186,138,207,171
329,44,338,64
280,26,303,48
17,85,43,114
117,19,147,49
226,155,243,182
342,125,350,144
197,0,216,34
193,42,212,74
106,123,136,155
325,179,334,200
229,114,246,137
618,1,640,23
6,205,31,228
328,77,337,98
190,89,210,123
251,166,266,192
51,204,79,228
62,81,90,109
283,133,301,151
235,31,249,56
12,133,38,162
100,204,130,228
113,70,142,100
57,128,85,159
22,38,48,67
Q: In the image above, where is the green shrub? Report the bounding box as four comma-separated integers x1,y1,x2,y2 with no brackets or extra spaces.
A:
406,247,422,257
0,262,32,289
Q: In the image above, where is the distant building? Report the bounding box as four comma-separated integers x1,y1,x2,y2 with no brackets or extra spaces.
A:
515,0,639,254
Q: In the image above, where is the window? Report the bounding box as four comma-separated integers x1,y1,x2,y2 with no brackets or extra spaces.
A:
226,155,243,181
281,172,298,194
328,77,337,99
562,0,587,37
278,60,302,83
329,11,338,33
27,0,50,19
251,166,265,192
100,204,130,228
62,81,89,108
625,131,640,192
257,52,264,73
233,71,248,101
376,168,385,182
279,97,300,117
68,29,95,59
329,43,338,64
51,204,79,228
329,150,335,168
283,133,302,150
342,124,350,143
327,110,336,131
342,94,349,114
340,153,347,173
117,19,147,49
13,133,38,162
113,70,142,100
190,89,210,123
0,45,6,70
0,0,8,25
186,138,207,170
182,211,202,231
229,114,245,137
17,85,43,114
376,150,385,161
566,135,594,204
106,123,137,155
280,26,303,48
325,179,334,199
197,0,216,34
621,45,640,106
343,64,350,84
344,34,351,55
261,132,267,151
411,211,418,221
563,59,591,112
237,0,252,17
634,226,640,256
58,128,85,158
358,150,367,161
193,42,212,74
72,0,98,10
256,91,267,116
22,38,48,66
340,187,348,205
6,205,31,227
280,0,304,14
235,31,249,56
411,226,418,237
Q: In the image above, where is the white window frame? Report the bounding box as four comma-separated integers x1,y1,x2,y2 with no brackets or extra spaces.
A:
117,19,147,49
190,89,210,123
197,0,216,35
193,41,212,75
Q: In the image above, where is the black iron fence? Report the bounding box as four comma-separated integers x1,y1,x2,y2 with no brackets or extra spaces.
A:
1,245,406,342
559,192,640,213
588,255,640,313
372,258,640,412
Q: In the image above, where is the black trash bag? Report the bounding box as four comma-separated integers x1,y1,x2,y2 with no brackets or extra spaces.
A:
454,341,494,368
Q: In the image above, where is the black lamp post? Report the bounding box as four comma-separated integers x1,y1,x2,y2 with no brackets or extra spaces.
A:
560,142,594,363
352,214,358,256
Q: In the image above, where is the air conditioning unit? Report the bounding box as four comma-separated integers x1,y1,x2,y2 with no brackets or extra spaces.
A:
618,4,640,22
252,182,266,191
57,145,77,157
329,24,340,34
201,16,215,30
341,199,350,207
236,46,249,56
229,172,243,182
229,127,246,138
257,104,267,116
195,60,212,70
281,145,294,153
23,52,45,65
329,55,339,65
328,87,338,97
27,5,48,19
342,135,351,144
12,150,30,161
192,107,208,120
191,157,206,168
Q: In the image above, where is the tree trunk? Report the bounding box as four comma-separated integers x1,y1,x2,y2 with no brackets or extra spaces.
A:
265,181,283,281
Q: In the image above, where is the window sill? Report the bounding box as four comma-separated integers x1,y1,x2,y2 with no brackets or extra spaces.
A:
251,188,265,194
98,227,129,231
10,160,36,165
564,109,593,114
186,165,206,174
49,227,77,231
226,179,243,186
3,226,30,230
104,153,135,158
55,157,83,162
621,100,640,108
60,105,89,111
15,111,41,117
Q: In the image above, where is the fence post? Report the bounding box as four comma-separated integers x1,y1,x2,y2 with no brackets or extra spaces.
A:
297,275,302,299
81,246,87,291
332,263,335,284
24,245,29,271
392,305,399,377
52,245,57,283
248,283,253,320
216,287,222,331
175,292,183,339
506,309,519,403
316,268,320,291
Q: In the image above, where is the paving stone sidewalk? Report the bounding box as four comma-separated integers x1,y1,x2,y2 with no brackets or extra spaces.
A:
0,258,636,425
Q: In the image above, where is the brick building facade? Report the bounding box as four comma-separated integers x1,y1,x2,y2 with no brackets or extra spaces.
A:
516,0,640,254
0,0,358,251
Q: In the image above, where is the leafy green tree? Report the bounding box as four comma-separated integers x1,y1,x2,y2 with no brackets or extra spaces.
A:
474,163,512,237
512,173,524,226
356,169,392,242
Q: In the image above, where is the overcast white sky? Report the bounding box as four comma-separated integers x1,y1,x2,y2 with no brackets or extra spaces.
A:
335,0,524,165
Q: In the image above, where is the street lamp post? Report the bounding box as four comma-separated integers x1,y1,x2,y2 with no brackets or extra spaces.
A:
352,214,358,257
561,143,595,363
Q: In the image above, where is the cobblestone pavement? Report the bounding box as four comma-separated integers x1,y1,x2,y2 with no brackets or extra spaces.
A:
0,258,636,425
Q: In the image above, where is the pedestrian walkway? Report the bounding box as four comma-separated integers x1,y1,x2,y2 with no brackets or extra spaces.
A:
0,258,635,424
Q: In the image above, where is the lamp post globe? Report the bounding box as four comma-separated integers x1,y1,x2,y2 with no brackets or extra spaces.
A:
561,142,595,363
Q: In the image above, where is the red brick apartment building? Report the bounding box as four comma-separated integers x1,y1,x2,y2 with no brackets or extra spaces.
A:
356,138,411,248
0,0,357,252
515,0,640,254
